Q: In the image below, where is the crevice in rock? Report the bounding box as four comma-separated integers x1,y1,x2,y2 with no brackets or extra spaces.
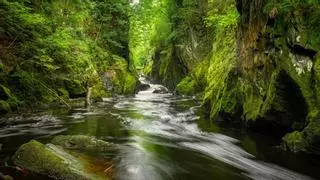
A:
287,43,317,59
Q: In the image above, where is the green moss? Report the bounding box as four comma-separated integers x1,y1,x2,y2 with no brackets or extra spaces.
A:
175,76,198,95
283,120,320,154
57,88,69,99
155,45,186,90
202,13,238,119
63,79,86,98
0,100,11,113
314,54,320,105
13,140,88,180
0,63,3,72
91,84,108,101
0,84,12,100
107,56,138,95
0,84,19,112
143,60,153,77
123,73,137,94
302,120,320,154
282,131,306,153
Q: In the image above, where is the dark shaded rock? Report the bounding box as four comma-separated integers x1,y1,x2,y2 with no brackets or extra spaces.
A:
63,79,86,98
152,86,169,94
136,83,151,92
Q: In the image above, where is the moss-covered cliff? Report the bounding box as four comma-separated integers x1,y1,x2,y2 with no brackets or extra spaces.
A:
163,0,320,154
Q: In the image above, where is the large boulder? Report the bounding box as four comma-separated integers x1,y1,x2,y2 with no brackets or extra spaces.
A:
282,120,320,154
13,140,110,180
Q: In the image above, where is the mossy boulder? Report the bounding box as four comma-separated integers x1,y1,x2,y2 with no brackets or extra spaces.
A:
13,140,104,180
283,120,320,154
282,131,306,153
51,135,113,153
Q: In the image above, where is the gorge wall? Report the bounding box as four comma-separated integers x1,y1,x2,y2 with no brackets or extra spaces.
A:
147,0,320,154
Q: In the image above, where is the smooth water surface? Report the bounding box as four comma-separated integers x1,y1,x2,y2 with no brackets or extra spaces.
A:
1,81,320,180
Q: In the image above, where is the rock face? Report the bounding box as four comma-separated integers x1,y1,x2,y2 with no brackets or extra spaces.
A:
13,136,112,180
166,0,320,154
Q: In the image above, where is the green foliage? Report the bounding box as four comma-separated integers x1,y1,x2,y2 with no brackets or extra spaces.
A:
283,119,320,154
0,100,11,113
264,0,320,50
0,0,135,109
282,131,306,153
193,0,239,118
205,0,239,29
129,0,173,67
175,76,197,95
107,56,138,94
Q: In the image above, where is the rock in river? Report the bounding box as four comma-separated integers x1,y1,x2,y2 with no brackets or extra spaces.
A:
152,86,169,94
136,83,151,92
13,139,111,180
51,135,113,152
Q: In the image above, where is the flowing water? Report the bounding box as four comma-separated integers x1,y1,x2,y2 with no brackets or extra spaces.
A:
1,79,320,180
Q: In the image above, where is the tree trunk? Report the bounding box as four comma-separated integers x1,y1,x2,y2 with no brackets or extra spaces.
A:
85,87,92,108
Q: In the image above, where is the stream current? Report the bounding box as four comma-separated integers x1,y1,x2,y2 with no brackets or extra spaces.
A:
0,79,320,180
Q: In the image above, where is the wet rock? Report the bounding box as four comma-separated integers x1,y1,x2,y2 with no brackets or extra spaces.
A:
13,140,102,180
51,135,112,152
136,83,151,92
282,120,320,154
152,86,169,94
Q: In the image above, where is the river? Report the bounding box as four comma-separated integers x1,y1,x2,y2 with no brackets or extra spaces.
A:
0,80,320,180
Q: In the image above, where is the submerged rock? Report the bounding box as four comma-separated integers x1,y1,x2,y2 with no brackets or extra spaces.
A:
13,140,91,179
51,135,112,152
152,86,169,94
